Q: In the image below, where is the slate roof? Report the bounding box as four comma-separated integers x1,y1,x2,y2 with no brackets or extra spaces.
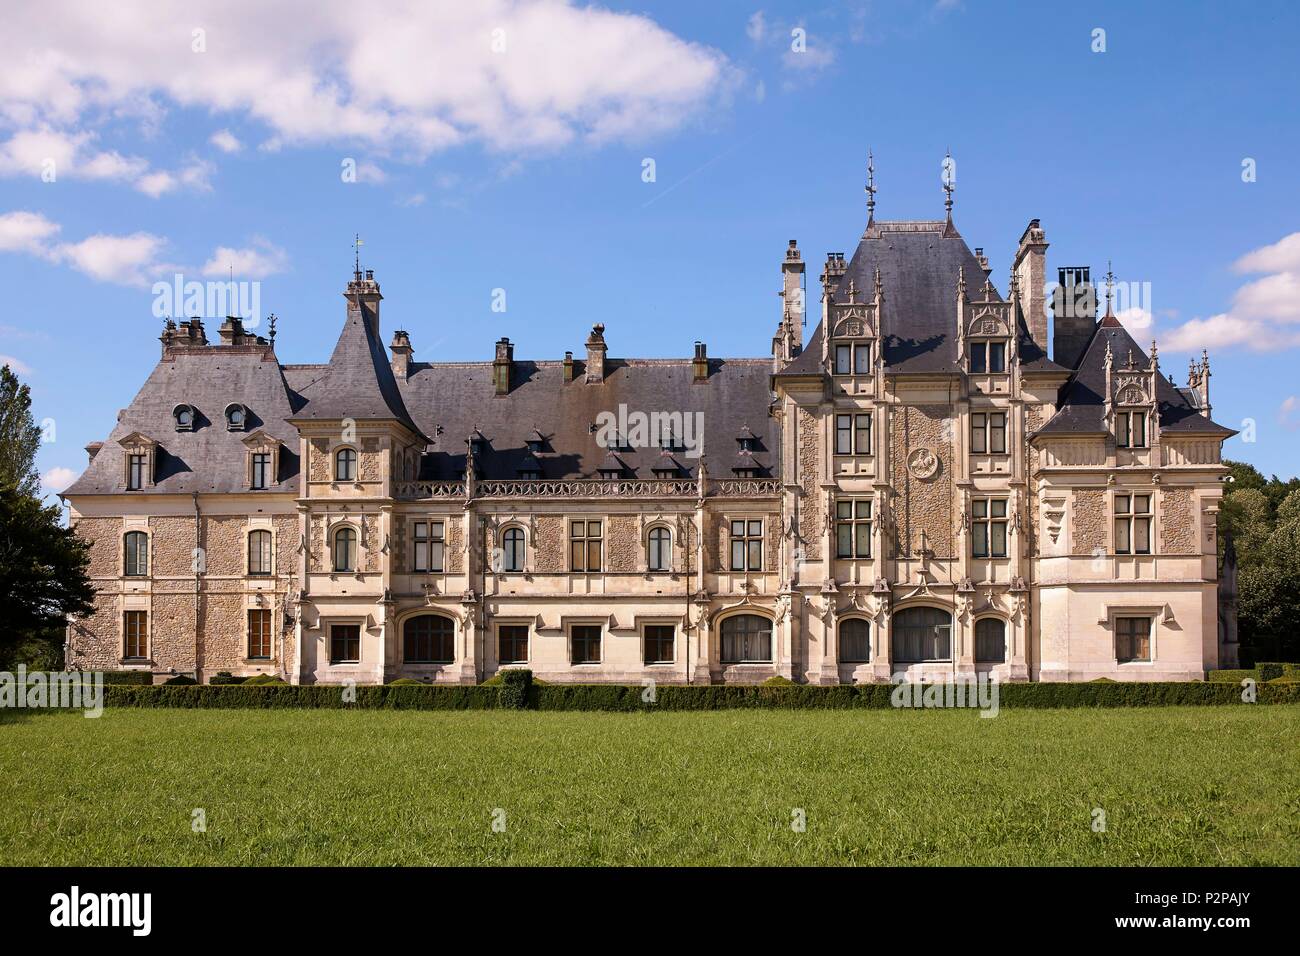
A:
1034,315,1236,437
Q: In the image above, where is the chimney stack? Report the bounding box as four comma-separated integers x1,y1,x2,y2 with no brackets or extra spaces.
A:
390,329,413,379
1052,265,1097,370
1012,219,1049,352
494,337,514,395
344,269,383,337
585,324,607,383
775,240,805,366
563,350,574,382
693,341,709,382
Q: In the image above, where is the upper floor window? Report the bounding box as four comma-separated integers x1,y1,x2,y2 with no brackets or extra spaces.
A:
1116,616,1152,663
333,526,357,572
124,531,148,576
174,405,195,431
835,500,872,558
647,526,671,572
835,413,872,456
970,341,1006,373
570,520,602,572
1116,410,1147,448
1114,494,1152,555
412,520,444,573
127,453,147,490
248,529,272,576
729,519,763,572
970,412,1006,454
500,527,526,573
335,447,357,482
225,404,247,430
251,452,271,490
834,342,872,375
971,498,1008,558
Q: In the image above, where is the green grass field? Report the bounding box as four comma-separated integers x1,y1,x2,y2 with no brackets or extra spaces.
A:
2,706,1297,866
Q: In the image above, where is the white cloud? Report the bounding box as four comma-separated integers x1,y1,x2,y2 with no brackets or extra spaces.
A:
0,353,32,375
135,157,214,197
54,231,168,286
355,161,386,184
398,193,427,207
1234,232,1300,274
1157,313,1260,352
200,238,289,279
746,11,767,44
209,129,242,153
0,0,732,170
41,466,77,493
0,210,60,253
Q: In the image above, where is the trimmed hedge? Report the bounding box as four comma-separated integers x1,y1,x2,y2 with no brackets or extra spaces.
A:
497,669,532,709
1209,663,1300,683
97,671,153,685
97,680,1300,711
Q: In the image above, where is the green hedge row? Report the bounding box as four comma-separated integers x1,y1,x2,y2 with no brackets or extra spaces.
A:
1208,662,1300,683
98,680,1300,711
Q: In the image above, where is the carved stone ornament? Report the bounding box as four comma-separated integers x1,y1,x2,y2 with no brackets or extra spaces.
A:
906,447,940,479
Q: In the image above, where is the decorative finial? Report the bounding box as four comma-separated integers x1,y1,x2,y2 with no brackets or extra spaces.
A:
1150,339,1159,368
865,149,877,220
353,233,363,280
1201,348,1210,372
941,148,955,216
957,264,967,298
873,264,883,297
268,313,277,344
1104,260,1115,316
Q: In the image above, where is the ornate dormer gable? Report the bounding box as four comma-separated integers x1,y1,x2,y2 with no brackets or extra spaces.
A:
241,429,281,489
827,273,879,377
117,431,158,490
1107,337,1162,452
962,270,1013,375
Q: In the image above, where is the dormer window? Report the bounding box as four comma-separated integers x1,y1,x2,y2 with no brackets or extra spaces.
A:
173,405,195,431
969,341,1006,373
225,404,247,431
736,424,758,453
1116,410,1147,449
517,452,542,480
527,428,545,454
733,467,760,478
127,454,146,490
118,432,157,490
597,451,627,479
833,342,872,375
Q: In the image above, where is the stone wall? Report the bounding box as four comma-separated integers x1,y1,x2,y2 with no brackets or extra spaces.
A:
77,517,121,578
446,518,465,573
1160,487,1196,554
606,515,639,572
308,439,329,482
1071,489,1106,554
796,406,821,560
1024,405,1043,557
151,516,195,576
890,404,953,559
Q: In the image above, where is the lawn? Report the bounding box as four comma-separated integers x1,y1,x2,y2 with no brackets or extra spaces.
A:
1,706,1297,866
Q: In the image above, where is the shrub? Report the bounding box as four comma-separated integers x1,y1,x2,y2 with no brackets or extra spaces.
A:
97,671,153,685
387,678,425,686
209,671,247,685
481,672,546,686
1088,677,1117,683
162,674,197,685
497,669,532,709
1208,669,1256,683
242,674,286,685
1256,662,1286,682
762,675,796,686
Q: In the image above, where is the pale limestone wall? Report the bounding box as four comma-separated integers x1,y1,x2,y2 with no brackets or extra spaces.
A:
200,516,245,576
1071,490,1105,554
1161,487,1196,554
308,439,329,481
151,592,198,672
796,407,821,560
77,517,120,578
534,515,564,572
360,438,382,481
446,519,465,573
890,404,953,559
151,516,195,576
607,515,638,572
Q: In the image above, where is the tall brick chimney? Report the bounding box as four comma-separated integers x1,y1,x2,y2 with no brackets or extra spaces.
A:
494,337,514,395
1012,219,1049,352
693,341,708,382
585,324,607,383
345,268,382,337
390,329,413,379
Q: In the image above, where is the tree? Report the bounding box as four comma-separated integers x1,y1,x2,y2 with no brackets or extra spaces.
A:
0,363,94,668
0,364,41,497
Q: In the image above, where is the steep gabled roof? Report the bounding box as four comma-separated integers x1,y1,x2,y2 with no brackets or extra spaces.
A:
1035,315,1236,437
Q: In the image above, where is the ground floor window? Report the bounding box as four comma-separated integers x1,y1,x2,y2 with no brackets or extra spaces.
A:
892,607,952,663
1115,616,1152,663
974,618,1005,663
644,625,675,664
124,610,148,660
330,624,361,664
720,614,772,664
248,609,272,659
571,625,602,664
839,618,871,663
498,625,529,665
404,615,454,663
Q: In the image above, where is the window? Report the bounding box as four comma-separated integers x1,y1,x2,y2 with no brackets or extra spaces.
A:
248,529,272,575
404,615,454,663
333,526,357,572
127,453,147,490
833,342,872,374
501,527,525,573
970,341,1007,373
1114,494,1152,555
124,531,148,576
720,614,772,663
835,500,873,558
498,625,529,664
412,520,444,573
644,625,675,664
571,625,602,664
226,405,246,430
970,412,1007,454
248,609,272,659
729,519,763,571
1116,616,1152,663
174,406,194,431
570,520,602,572
335,447,357,482
975,618,1006,663
123,610,148,660
330,624,360,664
251,452,271,490
835,413,872,455
840,619,871,663
892,607,952,663
971,498,1009,558
647,527,671,572
1116,410,1147,448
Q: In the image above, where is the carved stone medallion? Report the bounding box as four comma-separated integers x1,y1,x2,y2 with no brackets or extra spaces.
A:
906,447,939,479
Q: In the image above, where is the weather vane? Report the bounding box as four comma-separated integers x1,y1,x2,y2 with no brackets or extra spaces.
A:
865,149,876,220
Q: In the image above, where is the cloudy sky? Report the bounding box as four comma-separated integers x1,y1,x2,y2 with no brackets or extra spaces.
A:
0,0,1296,495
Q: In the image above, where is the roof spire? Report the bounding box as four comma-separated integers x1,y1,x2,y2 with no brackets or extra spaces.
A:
1104,260,1115,317
268,313,277,345
941,148,955,218
865,149,877,222
353,233,363,280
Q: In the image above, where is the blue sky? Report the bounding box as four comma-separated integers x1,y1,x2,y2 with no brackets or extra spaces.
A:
0,0,1296,496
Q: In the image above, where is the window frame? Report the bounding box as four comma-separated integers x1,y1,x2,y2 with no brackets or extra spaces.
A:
497,624,530,665
728,518,763,572
402,614,455,664
1116,409,1148,449
970,411,1007,455
569,624,603,665
833,341,872,375
329,623,361,664
969,340,1007,374
839,617,872,663
123,610,149,660
1113,493,1153,555
647,526,672,572
1115,615,1153,663
333,525,358,573
891,606,953,664
251,451,271,490
500,526,526,573
719,613,773,664
412,519,445,573
834,413,873,456
247,528,273,576
123,530,149,577
974,617,1006,663
971,497,1009,559
247,608,273,660
835,499,873,559
643,624,676,665
334,447,358,482
127,453,147,490
569,519,603,573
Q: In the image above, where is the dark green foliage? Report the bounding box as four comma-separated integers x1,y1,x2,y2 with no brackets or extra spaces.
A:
387,678,425,685
241,674,286,685
761,675,796,686
162,674,197,685
0,365,41,498
209,671,247,685
1257,662,1285,682
96,680,1300,710
481,672,546,686
497,668,532,709
1208,669,1257,683
98,670,153,685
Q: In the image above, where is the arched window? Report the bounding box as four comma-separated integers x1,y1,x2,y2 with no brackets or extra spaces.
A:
840,618,871,663
248,529,272,576
174,405,194,431
892,607,953,663
647,526,671,572
333,526,357,572
335,447,357,482
124,531,148,576
403,615,454,664
225,404,246,430
975,618,1006,663
720,614,772,664
500,527,525,573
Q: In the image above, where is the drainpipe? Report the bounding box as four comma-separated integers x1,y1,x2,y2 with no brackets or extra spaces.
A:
193,491,202,682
